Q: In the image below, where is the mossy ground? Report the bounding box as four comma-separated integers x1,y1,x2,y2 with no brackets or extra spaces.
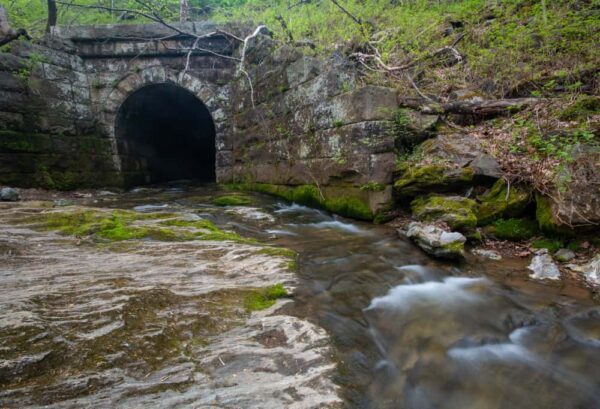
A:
243,284,289,312
14,207,255,244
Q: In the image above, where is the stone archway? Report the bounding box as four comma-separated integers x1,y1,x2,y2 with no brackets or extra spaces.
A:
115,82,216,185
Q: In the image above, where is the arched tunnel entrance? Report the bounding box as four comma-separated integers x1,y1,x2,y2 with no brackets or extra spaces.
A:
115,83,216,185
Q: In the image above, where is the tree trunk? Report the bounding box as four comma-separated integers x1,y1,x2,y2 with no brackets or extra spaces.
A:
180,0,190,22
0,5,30,46
46,0,57,33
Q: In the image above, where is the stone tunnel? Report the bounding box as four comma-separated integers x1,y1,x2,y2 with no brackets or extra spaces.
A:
0,21,421,220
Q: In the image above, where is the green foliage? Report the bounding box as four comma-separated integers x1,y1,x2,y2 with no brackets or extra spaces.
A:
512,117,597,161
210,0,599,97
243,283,288,312
13,52,46,83
560,95,600,121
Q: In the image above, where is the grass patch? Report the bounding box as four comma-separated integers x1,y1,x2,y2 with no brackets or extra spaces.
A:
243,284,289,312
212,195,254,206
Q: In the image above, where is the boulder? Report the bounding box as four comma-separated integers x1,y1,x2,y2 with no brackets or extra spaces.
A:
528,249,561,280
395,108,439,148
471,249,502,260
394,164,474,197
0,187,18,201
554,248,576,263
411,195,477,231
405,222,466,259
476,179,531,225
565,254,600,287
536,145,600,232
394,134,503,198
419,134,502,179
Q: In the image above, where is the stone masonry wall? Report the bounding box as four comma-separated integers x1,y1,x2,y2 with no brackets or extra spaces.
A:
0,38,116,189
227,36,400,220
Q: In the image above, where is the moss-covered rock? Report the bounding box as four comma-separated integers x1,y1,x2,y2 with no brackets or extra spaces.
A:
394,164,474,197
484,218,538,241
411,195,477,231
243,284,289,312
406,221,466,259
212,195,254,206
476,179,531,225
535,193,574,236
226,183,374,220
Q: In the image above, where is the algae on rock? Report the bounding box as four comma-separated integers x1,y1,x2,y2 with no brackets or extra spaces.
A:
476,179,531,225
411,195,477,231
394,164,474,198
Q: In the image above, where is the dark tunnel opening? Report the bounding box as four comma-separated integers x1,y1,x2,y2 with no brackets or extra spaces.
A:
115,83,216,185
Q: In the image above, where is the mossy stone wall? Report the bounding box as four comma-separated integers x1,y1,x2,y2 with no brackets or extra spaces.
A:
0,40,117,189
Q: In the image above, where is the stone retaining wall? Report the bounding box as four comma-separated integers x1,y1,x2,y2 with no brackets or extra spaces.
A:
227,36,402,219
0,38,116,189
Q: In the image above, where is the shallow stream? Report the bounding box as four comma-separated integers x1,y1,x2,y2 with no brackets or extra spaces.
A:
1,184,599,408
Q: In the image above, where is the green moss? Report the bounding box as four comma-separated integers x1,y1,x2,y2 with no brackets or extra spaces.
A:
360,182,386,192
258,247,298,270
226,183,374,220
531,238,563,253
17,208,255,244
560,95,600,121
489,218,539,241
411,195,477,231
324,195,373,220
535,193,573,236
440,240,465,254
211,195,254,206
159,218,255,243
258,247,297,259
394,165,474,197
243,284,289,312
476,180,531,226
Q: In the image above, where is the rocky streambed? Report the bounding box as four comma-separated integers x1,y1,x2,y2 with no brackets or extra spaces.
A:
1,184,599,408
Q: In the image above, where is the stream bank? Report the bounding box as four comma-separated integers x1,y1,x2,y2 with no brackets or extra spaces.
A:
1,183,599,408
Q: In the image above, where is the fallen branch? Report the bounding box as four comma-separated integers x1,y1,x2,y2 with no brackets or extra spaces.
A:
398,97,541,116
0,28,31,47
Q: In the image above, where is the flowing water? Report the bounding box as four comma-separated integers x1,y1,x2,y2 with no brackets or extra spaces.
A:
1,184,599,408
